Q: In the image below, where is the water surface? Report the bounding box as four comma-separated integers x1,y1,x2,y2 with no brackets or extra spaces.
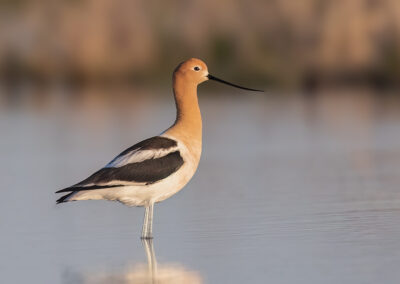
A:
0,87,399,283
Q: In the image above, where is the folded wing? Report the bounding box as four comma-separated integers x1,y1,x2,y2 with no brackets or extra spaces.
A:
56,136,184,193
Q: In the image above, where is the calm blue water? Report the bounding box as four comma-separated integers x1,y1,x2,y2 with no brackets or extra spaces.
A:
0,87,399,283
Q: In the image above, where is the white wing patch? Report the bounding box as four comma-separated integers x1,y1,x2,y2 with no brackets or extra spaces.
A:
105,146,179,168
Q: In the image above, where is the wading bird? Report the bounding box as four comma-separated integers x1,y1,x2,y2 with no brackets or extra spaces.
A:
56,58,263,239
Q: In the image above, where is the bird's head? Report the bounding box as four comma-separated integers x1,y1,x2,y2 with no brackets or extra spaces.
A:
173,58,209,85
173,58,263,92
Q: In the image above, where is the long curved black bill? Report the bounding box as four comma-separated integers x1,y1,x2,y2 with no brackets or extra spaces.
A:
207,74,264,92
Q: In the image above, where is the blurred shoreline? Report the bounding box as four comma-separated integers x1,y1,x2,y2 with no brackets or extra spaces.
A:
1,0,399,90
1,83,398,116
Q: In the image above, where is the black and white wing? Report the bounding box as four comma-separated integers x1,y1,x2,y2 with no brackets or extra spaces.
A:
56,136,184,195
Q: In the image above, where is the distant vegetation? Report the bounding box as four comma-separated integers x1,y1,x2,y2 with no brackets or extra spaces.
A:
0,0,399,88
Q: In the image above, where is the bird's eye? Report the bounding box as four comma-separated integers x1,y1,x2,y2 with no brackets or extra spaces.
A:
194,66,201,71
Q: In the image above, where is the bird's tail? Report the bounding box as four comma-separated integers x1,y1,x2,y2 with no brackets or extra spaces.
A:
56,192,76,204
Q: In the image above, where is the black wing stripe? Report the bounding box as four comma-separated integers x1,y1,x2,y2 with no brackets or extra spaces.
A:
114,136,177,158
56,192,75,203
56,184,122,193
57,151,184,193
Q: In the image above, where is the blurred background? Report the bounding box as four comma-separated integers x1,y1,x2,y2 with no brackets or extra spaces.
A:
1,1,400,284
0,0,400,88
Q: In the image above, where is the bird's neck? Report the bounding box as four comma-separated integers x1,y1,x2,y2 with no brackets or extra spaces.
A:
165,76,202,156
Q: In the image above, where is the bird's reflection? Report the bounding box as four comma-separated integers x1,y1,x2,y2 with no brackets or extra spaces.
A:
74,239,202,284
142,239,158,282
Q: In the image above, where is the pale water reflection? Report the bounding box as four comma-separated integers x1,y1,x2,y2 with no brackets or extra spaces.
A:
0,87,400,283
77,239,202,284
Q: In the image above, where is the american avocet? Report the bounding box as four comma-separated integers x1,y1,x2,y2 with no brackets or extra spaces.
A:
56,58,263,239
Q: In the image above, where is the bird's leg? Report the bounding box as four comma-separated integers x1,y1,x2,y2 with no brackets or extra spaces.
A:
141,202,154,239
147,202,154,238
141,205,149,239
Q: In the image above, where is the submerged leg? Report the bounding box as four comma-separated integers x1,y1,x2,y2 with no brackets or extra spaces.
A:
141,202,154,239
